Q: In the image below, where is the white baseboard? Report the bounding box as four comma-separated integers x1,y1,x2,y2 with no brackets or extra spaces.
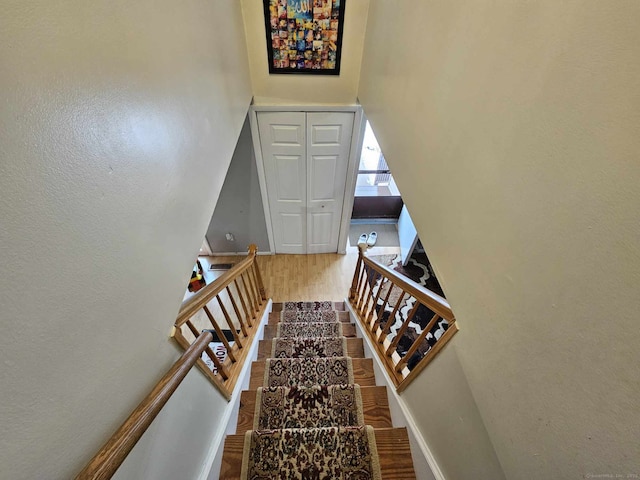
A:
345,300,446,480
198,300,272,480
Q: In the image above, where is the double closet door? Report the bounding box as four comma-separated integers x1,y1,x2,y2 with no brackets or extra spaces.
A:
257,111,354,254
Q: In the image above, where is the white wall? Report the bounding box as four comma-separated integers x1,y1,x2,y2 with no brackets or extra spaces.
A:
240,0,369,105
348,298,503,480
358,1,640,479
113,303,271,480
112,365,230,480
0,1,252,478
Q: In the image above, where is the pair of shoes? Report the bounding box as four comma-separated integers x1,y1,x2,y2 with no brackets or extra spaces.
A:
357,232,378,248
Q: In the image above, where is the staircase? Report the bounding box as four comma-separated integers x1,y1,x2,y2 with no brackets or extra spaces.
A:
220,301,416,479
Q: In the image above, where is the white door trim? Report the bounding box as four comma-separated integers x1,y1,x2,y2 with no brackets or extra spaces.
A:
249,109,276,254
337,107,364,254
250,105,363,255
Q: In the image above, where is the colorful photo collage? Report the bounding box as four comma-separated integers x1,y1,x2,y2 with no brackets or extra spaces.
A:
266,0,343,73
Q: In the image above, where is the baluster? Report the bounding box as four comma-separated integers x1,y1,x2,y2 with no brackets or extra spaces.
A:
395,313,440,372
234,278,252,327
240,272,258,318
349,247,365,301
356,267,372,316
361,270,377,321
385,301,420,356
252,260,267,302
365,272,384,325
246,266,262,308
355,263,367,306
380,291,405,342
375,280,394,331
216,295,243,349
226,286,248,337
185,320,229,380
202,305,236,362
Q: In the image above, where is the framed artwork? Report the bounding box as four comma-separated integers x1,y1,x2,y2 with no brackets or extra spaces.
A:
263,0,346,75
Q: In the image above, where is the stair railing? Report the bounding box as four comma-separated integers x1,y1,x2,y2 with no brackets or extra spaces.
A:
75,331,214,479
349,245,458,392
171,244,267,400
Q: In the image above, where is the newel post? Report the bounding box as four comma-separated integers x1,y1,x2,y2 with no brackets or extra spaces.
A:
349,244,366,302
248,244,267,301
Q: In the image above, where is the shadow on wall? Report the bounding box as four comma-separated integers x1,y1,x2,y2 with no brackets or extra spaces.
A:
205,115,270,254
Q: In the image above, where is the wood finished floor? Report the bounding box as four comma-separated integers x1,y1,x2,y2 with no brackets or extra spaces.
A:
203,247,399,303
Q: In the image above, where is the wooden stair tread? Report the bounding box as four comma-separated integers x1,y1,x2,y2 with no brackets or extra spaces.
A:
236,385,392,434
257,337,365,360
263,323,356,340
249,358,376,390
221,427,416,479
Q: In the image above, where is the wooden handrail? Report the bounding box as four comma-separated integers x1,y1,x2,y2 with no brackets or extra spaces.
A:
349,245,458,392
171,244,268,400
360,254,453,320
75,331,213,480
176,245,258,327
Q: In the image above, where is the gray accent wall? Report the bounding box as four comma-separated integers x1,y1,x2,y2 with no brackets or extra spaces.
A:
206,115,270,253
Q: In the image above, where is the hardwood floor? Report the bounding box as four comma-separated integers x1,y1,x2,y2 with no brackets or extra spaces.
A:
202,246,400,303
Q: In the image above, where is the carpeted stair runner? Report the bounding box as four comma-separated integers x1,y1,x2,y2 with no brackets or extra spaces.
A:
241,425,381,480
263,356,354,388
271,336,347,358
280,309,338,322
253,384,364,429
221,301,416,479
283,301,334,311
277,321,343,338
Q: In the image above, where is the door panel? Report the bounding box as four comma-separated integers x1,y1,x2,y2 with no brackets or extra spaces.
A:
309,212,333,247
306,112,354,254
258,112,306,254
258,111,354,254
275,155,304,201
270,124,303,145
280,214,305,249
310,125,344,145
309,155,338,201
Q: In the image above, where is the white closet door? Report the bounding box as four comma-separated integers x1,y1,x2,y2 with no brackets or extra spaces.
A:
257,112,306,254
258,111,354,254
306,112,354,254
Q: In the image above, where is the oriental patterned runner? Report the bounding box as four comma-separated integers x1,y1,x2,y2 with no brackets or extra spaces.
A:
277,321,343,338
280,309,338,323
241,426,381,480
284,301,333,311
263,356,354,388
271,336,347,358
221,300,403,480
253,384,364,430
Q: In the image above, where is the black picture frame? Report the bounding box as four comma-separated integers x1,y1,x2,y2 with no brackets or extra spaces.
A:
262,0,346,75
